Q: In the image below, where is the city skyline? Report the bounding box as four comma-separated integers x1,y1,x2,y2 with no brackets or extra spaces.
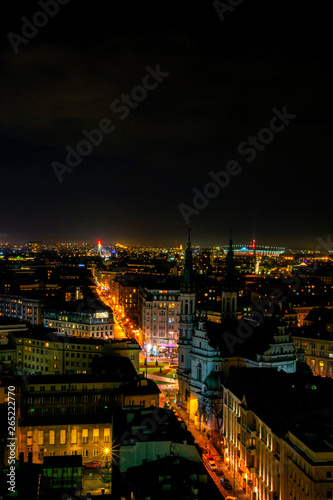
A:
0,236,328,252
0,2,331,247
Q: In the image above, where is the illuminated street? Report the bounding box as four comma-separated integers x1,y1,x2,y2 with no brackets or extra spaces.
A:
96,288,128,339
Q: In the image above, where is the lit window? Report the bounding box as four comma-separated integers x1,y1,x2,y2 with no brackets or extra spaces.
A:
93,429,99,443
60,429,66,444
38,431,44,445
49,431,55,444
82,429,88,444
104,428,110,443
71,429,77,444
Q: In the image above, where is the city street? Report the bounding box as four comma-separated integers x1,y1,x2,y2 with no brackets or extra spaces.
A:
96,289,128,339
164,393,249,500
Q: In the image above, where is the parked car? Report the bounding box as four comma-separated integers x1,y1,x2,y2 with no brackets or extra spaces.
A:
221,478,232,489
84,461,101,468
207,456,218,471
208,460,217,470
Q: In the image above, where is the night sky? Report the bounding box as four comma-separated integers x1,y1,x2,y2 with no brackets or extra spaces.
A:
1,1,332,248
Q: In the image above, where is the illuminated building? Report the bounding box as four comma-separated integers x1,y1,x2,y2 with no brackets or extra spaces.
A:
14,364,159,464
139,284,180,354
1,328,141,375
198,248,213,275
118,279,140,323
293,324,333,379
221,368,333,500
43,299,114,339
0,294,45,325
19,415,113,465
28,241,42,254
220,243,285,257
177,234,296,431
178,230,196,414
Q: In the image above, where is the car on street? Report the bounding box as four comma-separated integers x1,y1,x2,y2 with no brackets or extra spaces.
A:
207,456,218,471
84,461,101,468
221,478,232,489
224,497,238,500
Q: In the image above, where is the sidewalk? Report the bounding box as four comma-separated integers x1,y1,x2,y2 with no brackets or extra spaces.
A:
166,394,249,500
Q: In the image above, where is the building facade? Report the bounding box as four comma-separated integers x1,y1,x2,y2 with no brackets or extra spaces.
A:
177,236,296,432
118,279,140,324
0,294,45,325
1,329,141,376
19,418,113,465
139,285,180,354
43,300,114,340
222,370,333,500
293,334,333,378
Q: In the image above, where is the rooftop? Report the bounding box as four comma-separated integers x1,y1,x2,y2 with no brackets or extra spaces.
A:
225,366,333,444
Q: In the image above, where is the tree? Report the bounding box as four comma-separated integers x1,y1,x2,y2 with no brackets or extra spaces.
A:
199,391,224,432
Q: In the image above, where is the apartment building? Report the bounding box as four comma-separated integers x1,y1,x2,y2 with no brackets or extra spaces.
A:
19,415,113,465
293,333,333,378
0,367,160,465
43,299,114,340
221,368,333,500
139,284,180,354
0,328,141,376
0,294,46,325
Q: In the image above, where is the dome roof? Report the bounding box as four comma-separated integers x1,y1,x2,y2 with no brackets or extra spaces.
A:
204,370,225,392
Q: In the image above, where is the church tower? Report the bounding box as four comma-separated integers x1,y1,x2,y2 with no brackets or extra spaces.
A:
221,235,238,321
177,229,196,409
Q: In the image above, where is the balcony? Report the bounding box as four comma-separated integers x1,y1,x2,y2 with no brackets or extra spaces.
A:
246,446,256,455
247,426,256,437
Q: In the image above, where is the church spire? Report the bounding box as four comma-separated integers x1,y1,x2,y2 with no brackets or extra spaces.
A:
183,227,194,290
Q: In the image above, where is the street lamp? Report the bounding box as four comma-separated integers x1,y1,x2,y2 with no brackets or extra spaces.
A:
103,447,112,494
